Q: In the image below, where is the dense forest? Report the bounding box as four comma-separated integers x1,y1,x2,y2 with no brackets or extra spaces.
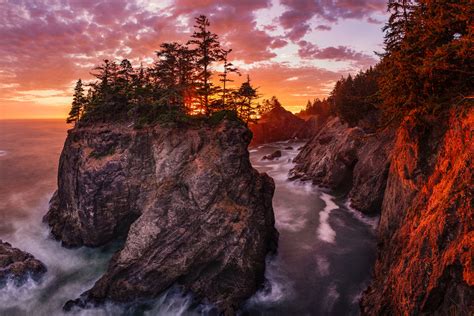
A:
67,15,264,127
301,0,472,128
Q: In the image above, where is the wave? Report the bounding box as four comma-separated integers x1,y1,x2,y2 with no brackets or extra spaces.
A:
318,193,338,243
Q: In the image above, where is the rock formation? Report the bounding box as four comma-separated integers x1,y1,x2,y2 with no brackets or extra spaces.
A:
361,107,473,315
262,150,282,161
291,116,394,214
45,120,278,313
249,105,305,145
292,107,473,313
0,240,47,287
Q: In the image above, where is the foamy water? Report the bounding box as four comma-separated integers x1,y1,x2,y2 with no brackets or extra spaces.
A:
0,121,378,315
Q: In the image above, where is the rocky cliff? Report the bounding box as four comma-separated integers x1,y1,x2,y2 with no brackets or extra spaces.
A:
291,116,394,214
0,240,46,287
361,107,473,315
44,120,278,313
292,107,473,313
249,105,306,145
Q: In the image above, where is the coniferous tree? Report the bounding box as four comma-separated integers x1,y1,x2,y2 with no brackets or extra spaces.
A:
219,49,240,108
188,15,223,115
236,75,260,123
379,0,473,119
67,79,85,124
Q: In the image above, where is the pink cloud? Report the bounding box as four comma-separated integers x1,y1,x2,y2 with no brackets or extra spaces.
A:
298,40,377,68
279,0,386,40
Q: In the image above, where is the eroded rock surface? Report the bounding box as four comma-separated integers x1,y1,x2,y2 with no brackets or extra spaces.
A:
45,120,278,313
0,240,46,287
361,108,474,315
291,117,394,214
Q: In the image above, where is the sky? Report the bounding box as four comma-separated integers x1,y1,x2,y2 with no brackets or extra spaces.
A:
0,0,389,119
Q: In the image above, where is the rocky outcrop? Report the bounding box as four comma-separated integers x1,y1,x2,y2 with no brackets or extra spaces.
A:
0,240,46,287
291,116,394,214
361,107,473,315
45,120,278,313
249,105,305,145
262,150,282,161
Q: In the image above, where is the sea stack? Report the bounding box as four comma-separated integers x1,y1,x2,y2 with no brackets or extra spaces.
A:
45,119,278,314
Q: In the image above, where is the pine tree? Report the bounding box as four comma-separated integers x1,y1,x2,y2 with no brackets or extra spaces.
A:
236,75,260,123
219,49,240,108
187,15,223,115
67,79,85,124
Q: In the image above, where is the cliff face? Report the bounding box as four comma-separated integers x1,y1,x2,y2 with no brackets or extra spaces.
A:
292,107,473,314
45,120,278,313
291,116,394,214
0,240,46,287
361,108,473,315
249,106,306,145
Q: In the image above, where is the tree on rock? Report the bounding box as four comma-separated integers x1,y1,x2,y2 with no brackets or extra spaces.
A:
188,15,223,116
67,79,85,124
236,75,260,123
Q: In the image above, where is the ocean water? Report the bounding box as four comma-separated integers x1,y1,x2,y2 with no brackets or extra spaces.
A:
0,120,377,315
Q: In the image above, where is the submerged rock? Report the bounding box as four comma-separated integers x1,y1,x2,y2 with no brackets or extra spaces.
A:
361,108,474,315
0,240,46,287
45,120,278,313
262,150,282,160
291,116,394,214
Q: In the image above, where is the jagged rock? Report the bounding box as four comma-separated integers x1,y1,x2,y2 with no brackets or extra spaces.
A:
262,150,282,160
249,105,305,145
45,120,278,314
0,240,47,287
291,116,394,214
361,108,474,315
284,146,293,150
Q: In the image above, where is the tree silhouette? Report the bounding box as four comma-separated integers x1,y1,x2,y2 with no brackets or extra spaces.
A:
219,49,240,108
67,79,85,124
236,75,260,123
188,15,223,115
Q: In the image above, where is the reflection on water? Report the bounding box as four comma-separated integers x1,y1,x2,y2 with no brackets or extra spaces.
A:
0,121,377,315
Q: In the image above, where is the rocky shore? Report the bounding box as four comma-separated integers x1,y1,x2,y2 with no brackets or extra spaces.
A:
291,107,473,314
45,120,278,313
0,240,46,287
291,116,394,215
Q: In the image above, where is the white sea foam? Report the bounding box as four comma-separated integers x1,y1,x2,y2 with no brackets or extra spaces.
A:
324,283,340,312
318,193,338,243
344,200,379,230
315,255,330,276
246,257,294,306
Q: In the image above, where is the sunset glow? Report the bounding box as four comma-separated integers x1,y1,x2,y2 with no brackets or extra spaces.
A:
0,0,388,119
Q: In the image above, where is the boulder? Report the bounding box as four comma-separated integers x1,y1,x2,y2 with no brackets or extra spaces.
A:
262,150,282,160
291,116,394,214
0,240,46,287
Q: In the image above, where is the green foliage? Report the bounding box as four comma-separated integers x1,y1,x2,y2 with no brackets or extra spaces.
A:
298,98,333,121
208,110,241,126
379,0,473,120
70,15,253,127
330,67,380,126
66,79,85,124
